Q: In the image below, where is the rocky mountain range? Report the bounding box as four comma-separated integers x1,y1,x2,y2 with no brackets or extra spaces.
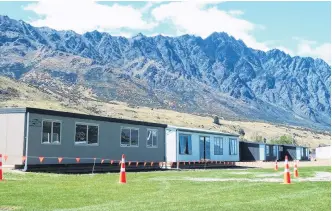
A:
0,15,330,131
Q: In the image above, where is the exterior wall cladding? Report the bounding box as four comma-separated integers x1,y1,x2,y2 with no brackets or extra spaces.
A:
264,144,278,161
165,126,240,163
240,142,279,161
0,112,26,165
176,130,240,162
296,147,309,161
280,146,297,161
26,112,166,165
239,142,260,161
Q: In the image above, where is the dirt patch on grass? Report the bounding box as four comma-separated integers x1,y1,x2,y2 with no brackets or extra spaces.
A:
153,171,331,183
229,172,252,175
0,206,21,210
183,177,281,183
236,160,331,168
224,168,248,171
255,172,283,177
297,172,331,182
184,174,331,183
7,169,27,174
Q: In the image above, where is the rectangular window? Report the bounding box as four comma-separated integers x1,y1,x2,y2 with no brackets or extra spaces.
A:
88,125,98,144
179,134,192,155
229,138,237,155
42,120,61,144
214,137,223,155
301,148,304,157
147,129,158,148
272,146,277,156
75,123,99,145
305,148,309,157
266,145,270,156
121,127,139,147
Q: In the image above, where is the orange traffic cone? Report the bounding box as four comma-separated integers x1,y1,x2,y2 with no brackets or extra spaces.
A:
119,154,126,184
294,160,299,178
274,160,278,171
283,155,291,184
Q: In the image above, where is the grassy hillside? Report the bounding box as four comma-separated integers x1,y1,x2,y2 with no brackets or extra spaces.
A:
0,76,330,149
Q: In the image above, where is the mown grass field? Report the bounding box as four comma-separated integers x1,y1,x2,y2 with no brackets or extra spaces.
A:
0,166,331,211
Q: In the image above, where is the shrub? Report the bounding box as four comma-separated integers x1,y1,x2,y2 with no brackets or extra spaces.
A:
250,132,264,142
213,116,220,125
270,135,294,145
238,128,245,136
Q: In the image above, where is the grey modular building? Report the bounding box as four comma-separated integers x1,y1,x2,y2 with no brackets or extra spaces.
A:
0,107,167,168
240,141,309,161
239,141,279,161
279,144,310,161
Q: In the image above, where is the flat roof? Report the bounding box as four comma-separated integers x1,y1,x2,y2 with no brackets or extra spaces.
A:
0,107,168,128
240,140,264,145
167,125,239,137
239,141,306,148
282,144,307,148
317,144,330,148
239,141,278,146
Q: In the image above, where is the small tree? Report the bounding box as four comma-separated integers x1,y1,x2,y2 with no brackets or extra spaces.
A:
213,116,220,125
251,132,264,142
238,128,245,136
270,135,293,145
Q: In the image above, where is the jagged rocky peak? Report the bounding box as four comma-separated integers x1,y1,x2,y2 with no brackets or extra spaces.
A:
0,15,11,22
0,14,330,130
266,49,288,57
83,30,103,40
133,32,145,38
205,32,242,44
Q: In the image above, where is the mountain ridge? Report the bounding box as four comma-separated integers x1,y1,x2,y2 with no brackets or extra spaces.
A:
0,15,330,131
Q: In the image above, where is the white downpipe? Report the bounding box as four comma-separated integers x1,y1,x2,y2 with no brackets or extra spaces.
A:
164,129,167,169
176,129,179,170
23,112,29,172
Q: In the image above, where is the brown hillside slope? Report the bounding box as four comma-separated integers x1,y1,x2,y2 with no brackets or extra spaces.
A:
0,76,330,149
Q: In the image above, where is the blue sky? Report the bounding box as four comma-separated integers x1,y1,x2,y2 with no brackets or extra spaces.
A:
0,1,330,63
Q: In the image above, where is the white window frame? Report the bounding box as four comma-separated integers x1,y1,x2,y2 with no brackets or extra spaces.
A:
74,122,99,146
301,148,304,157
266,145,270,156
120,127,139,147
214,137,223,155
146,128,158,148
41,119,62,145
272,146,277,156
229,138,237,155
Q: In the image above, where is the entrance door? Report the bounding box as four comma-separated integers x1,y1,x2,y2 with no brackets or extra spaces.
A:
200,136,210,161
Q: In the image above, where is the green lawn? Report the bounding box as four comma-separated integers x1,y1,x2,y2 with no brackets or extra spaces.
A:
0,166,330,211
